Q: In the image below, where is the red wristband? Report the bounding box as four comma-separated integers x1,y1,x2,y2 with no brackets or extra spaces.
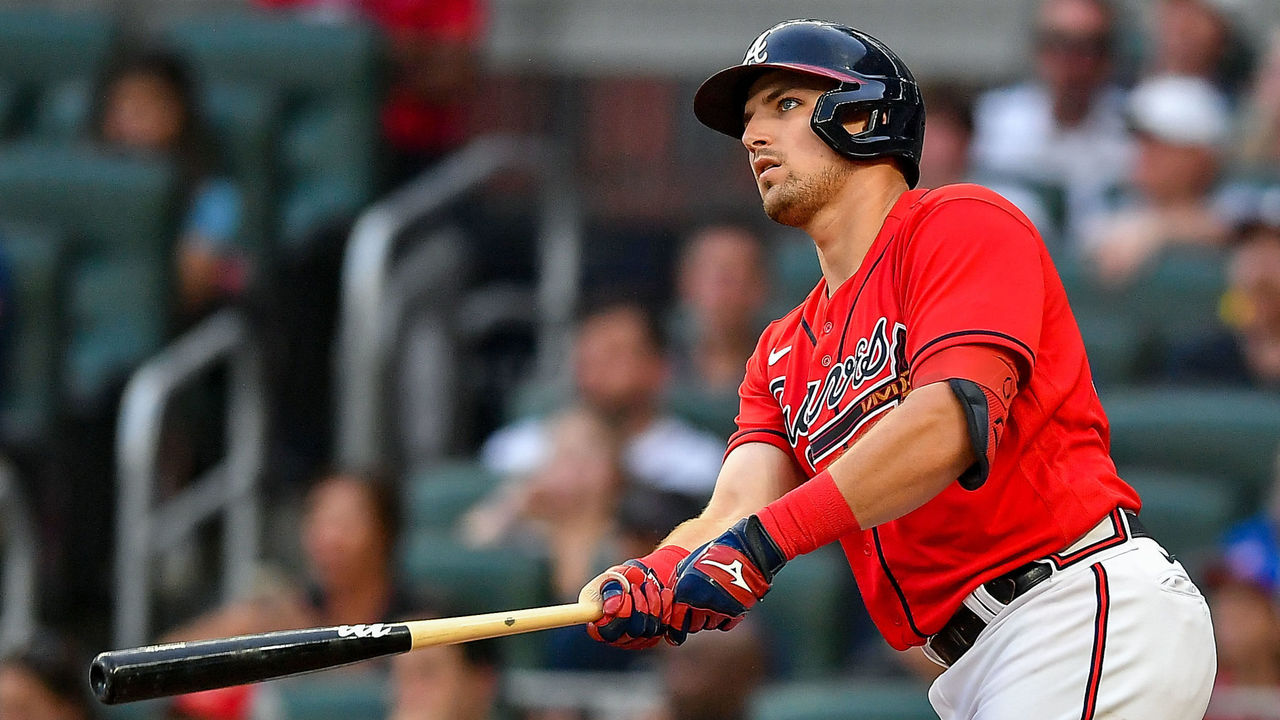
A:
757,470,862,560
638,544,690,585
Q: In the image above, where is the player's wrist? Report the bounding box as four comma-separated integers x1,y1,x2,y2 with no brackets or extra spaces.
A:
757,469,862,560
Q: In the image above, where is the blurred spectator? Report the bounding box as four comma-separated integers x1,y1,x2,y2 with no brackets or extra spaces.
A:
1164,184,1280,386
647,618,768,720
1204,530,1280,718
0,631,93,720
464,406,627,600
1144,0,1250,97
1080,75,1233,284
257,0,486,184
666,225,770,429
918,84,978,190
90,48,246,325
918,84,1058,247
482,301,724,501
164,469,416,642
1238,29,1280,175
387,613,501,720
970,0,1133,243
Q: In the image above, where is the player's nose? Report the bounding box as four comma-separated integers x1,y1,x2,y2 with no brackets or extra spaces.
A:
741,115,772,151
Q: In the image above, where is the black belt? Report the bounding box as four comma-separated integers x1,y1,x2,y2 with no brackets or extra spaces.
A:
926,509,1149,668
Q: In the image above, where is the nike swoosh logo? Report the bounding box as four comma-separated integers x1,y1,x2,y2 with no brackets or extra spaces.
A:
768,346,792,366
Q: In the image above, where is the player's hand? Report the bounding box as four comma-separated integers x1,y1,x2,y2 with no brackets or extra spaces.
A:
667,515,787,645
586,550,684,650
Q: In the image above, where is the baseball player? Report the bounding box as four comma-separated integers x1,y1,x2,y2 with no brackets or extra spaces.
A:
584,19,1217,719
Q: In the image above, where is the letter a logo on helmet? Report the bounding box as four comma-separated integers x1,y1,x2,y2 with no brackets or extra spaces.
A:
693,19,927,188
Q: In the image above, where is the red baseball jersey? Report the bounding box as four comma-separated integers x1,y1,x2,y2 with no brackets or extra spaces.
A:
729,184,1140,650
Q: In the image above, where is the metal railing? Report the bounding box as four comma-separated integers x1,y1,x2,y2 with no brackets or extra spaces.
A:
334,134,581,469
114,309,267,647
0,458,36,653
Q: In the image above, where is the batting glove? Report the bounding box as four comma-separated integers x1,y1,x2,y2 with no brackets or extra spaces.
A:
667,516,787,645
587,546,687,650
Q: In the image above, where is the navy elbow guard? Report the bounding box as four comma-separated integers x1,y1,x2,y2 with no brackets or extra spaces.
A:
947,378,1009,490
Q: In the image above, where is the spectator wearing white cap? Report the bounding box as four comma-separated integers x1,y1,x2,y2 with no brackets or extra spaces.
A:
1080,74,1236,284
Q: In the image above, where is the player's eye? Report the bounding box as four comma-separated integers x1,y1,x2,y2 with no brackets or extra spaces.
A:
778,97,802,112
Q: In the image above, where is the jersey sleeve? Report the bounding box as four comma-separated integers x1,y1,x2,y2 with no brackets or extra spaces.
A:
726,326,793,458
899,196,1044,384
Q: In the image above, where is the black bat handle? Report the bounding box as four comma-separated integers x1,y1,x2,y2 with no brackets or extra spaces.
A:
90,624,413,704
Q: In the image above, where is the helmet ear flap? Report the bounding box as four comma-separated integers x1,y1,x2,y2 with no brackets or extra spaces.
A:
809,82,925,188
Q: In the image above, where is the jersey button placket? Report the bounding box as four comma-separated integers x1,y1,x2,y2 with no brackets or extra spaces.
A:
822,355,832,367
823,321,833,334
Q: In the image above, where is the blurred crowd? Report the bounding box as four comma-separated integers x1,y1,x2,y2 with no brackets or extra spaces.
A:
5,0,1280,718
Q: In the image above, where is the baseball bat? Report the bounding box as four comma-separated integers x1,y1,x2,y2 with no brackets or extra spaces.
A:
90,572,621,705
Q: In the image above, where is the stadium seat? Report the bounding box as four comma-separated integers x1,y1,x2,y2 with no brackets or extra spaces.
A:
201,84,282,265
0,223,67,446
100,698,168,720
0,8,115,137
1130,246,1227,342
754,544,858,678
405,460,505,534
273,671,388,720
749,678,936,720
0,143,176,409
1102,387,1280,510
0,82,19,136
164,13,382,249
398,536,553,667
667,383,740,439
1120,467,1240,575
1072,312,1146,387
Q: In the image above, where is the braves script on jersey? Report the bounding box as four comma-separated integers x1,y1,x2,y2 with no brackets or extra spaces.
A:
728,184,1140,650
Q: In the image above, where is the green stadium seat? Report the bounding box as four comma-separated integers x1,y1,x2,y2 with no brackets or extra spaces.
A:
1074,312,1146,387
164,13,382,248
1129,246,1227,342
0,143,177,408
769,237,820,315
1101,387,1280,510
1120,467,1240,574
0,223,68,445
400,537,552,615
28,79,93,141
0,81,19,136
201,84,282,264
0,9,115,136
667,384,740,439
398,536,553,667
754,544,856,678
749,678,936,720
100,698,168,720
406,460,505,533
274,672,388,720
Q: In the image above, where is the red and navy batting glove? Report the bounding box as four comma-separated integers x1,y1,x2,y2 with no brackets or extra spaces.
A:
587,546,687,650
667,515,787,645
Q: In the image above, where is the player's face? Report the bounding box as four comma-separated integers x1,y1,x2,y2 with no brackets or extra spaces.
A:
741,71,855,227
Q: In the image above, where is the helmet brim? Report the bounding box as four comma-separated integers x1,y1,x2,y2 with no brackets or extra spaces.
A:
693,62,860,139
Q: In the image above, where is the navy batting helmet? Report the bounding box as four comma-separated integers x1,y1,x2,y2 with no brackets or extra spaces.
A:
694,19,926,188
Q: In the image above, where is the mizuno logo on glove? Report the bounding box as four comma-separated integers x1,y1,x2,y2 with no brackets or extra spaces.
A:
699,557,752,591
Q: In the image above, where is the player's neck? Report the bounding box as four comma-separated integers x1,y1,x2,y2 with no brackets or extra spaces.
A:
806,165,908,293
